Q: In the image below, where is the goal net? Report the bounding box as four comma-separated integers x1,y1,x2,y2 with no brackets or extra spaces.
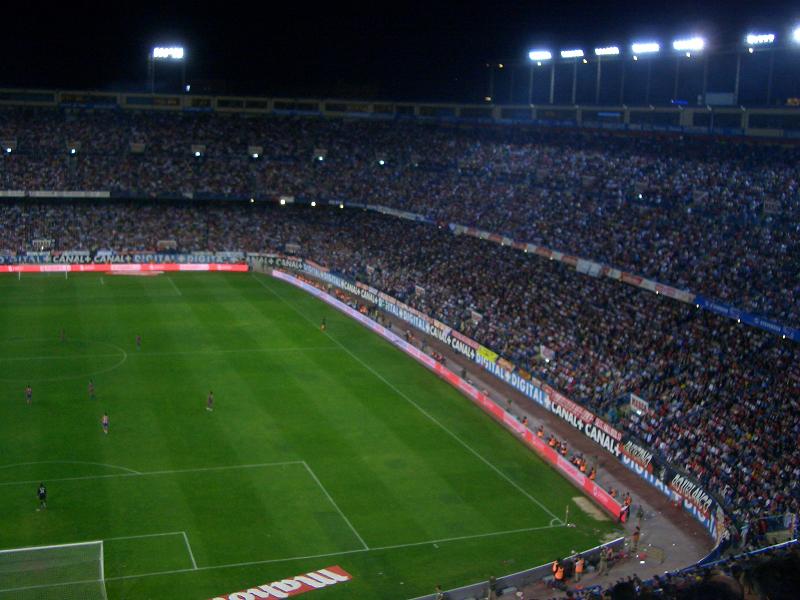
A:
0,541,107,599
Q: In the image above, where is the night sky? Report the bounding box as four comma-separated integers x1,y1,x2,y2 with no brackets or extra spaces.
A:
3,1,799,101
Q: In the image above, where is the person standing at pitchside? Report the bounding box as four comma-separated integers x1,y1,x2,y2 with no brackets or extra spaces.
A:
37,482,47,511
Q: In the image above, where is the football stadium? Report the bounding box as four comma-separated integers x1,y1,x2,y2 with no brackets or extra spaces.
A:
2,6,800,600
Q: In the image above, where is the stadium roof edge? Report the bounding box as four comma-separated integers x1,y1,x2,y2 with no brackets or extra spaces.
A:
1,87,800,140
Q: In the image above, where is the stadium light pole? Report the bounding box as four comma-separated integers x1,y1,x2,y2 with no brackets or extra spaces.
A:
149,46,186,94
527,50,553,104
671,37,704,102
560,50,584,104
740,34,775,105
594,47,619,105
528,63,533,105
632,43,660,105
767,49,776,105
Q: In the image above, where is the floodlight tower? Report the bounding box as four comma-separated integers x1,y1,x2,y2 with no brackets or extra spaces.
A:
593,46,619,104
740,33,775,105
527,50,553,104
148,46,186,93
560,50,584,104
631,42,660,104
671,37,705,102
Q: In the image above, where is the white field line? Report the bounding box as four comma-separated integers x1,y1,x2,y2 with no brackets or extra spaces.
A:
0,345,340,363
302,461,369,550
165,275,183,297
0,353,127,362
0,460,304,488
181,531,198,570
0,522,564,593
104,531,184,542
0,460,141,475
107,523,566,581
3,292,188,302
0,539,102,555
252,274,563,523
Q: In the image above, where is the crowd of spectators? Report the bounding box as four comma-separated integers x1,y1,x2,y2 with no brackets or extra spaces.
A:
0,201,797,527
1,106,799,326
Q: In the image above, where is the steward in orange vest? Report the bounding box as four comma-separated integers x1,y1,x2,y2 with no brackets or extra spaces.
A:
575,555,585,582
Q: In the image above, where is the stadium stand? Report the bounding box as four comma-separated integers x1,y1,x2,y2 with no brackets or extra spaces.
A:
1,107,798,327
1,201,797,530
1,107,798,593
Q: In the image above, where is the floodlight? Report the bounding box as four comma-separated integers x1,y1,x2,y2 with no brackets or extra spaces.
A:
528,50,552,61
631,42,660,54
152,46,184,60
793,27,800,43
746,33,775,46
560,49,584,58
249,198,254,203
339,203,344,209
69,148,77,155
317,155,324,161
194,151,201,157
311,201,316,207
280,198,286,206
672,37,705,51
378,159,385,165
252,153,259,158
594,46,620,56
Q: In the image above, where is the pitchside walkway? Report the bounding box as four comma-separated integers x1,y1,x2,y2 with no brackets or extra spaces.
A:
376,313,712,599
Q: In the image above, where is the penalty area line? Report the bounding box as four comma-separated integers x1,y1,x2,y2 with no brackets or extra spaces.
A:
182,531,198,570
302,461,369,550
252,274,564,524
165,275,183,297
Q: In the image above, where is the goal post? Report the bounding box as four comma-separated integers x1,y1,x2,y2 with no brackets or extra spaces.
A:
0,540,107,599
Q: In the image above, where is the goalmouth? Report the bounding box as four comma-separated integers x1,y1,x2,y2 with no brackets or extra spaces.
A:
0,540,107,599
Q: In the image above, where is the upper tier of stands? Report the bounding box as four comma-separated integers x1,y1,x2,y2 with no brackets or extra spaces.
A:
1,107,798,328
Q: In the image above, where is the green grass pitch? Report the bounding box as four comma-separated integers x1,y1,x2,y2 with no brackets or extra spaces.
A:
0,272,620,599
